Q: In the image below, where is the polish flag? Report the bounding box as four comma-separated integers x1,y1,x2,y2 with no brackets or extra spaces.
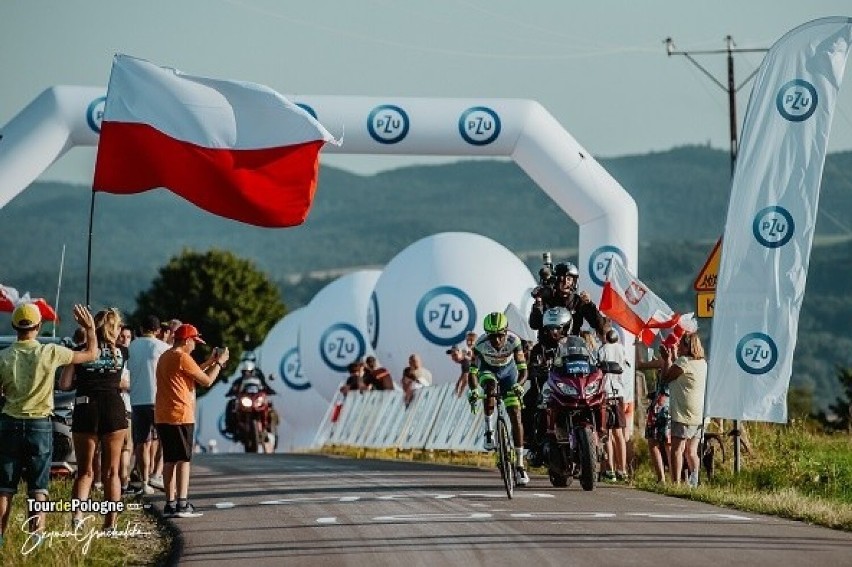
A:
0,285,58,321
93,54,340,228
599,256,682,345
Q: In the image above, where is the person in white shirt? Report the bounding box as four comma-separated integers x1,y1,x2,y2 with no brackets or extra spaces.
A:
599,329,630,481
127,315,170,493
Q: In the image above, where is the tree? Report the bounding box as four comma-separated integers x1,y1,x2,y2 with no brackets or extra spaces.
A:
814,366,852,432
133,248,286,374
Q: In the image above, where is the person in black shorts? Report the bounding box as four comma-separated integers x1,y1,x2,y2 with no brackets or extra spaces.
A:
60,308,129,532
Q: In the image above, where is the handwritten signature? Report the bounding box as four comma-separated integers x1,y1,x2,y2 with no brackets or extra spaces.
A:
20,514,153,555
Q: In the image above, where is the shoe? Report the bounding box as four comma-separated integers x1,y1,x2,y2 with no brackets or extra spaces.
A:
71,517,84,531
176,502,203,518
616,471,629,482
163,502,178,518
140,483,156,495
483,431,495,451
93,481,103,492
148,475,164,490
516,466,530,486
603,470,618,482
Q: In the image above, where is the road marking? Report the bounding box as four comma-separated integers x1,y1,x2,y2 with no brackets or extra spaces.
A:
531,493,556,498
214,502,236,509
339,496,360,502
316,517,338,524
511,512,616,519
626,513,753,521
373,512,493,522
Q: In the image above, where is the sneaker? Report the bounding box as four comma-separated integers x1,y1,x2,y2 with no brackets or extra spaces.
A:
163,502,178,518
148,475,164,490
176,502,203,518
516,466,530,486
71,517,84,531
483,431,495,451
602,470,618,482
93,481,103,492
616,471,629,482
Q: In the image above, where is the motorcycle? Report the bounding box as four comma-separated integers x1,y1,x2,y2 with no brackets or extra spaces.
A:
540,336,622,491
51,389,76,478
228,375,275,453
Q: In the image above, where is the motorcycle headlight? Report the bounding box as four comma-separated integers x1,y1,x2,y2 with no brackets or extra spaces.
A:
239,396,253,408
584,382,601,396
254,395,266,409
555,382,579,396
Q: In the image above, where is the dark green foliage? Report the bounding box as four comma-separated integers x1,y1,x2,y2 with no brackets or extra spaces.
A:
814,367,852,432
0,147,850,410
132,249,286,373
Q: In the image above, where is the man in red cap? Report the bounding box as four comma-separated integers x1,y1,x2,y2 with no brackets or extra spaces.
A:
0,303,97,541
155,323,229,518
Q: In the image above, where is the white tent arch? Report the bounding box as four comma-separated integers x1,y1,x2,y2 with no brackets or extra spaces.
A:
0,86,638,298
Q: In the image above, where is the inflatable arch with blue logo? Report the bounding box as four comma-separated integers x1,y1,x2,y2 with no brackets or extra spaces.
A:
0,87,638,304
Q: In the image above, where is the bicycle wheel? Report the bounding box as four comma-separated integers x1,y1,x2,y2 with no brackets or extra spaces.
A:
496,415,515,499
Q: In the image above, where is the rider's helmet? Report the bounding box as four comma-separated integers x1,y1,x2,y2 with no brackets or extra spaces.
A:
554,262,579,293
241,360,256,374
241,350,257,362
483,312,508,334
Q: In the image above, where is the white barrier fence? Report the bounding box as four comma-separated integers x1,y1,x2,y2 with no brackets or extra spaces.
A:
312,383,489,452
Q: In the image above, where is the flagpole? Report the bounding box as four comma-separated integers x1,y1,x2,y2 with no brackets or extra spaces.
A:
85,190,96,306
52,244,66,338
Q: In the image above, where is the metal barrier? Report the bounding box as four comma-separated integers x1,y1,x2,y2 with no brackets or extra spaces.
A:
315,383,487,453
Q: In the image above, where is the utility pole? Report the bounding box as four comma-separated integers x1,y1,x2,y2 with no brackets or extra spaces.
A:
664,36,768,474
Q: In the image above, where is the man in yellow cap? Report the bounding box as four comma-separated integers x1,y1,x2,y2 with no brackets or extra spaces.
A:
0,303,97,542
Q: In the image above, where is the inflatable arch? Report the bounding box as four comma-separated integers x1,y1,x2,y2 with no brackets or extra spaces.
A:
0,86,638,300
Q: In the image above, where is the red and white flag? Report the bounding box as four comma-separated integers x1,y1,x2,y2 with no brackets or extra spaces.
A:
599,256,686,345
93,54,340,228
0,284,58,321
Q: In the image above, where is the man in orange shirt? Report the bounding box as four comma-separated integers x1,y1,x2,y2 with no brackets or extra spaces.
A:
155,324,228,518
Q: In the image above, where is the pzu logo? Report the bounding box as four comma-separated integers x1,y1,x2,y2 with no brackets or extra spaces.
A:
588,245,627,287
319,323,366,373
296,103,318,120
86,96,106,133
416,286,476,346
367,104,409,144
279,347,310,391
458,106,501,146
735,332,778,375
776,79,818,122
752,206,795,248
367,292,379,350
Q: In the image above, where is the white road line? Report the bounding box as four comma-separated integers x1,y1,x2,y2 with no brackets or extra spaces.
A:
339,496,360,502
316,517,338,524
626,513,753,521
373,512,493,522
511,512,616,519
214,502,235,509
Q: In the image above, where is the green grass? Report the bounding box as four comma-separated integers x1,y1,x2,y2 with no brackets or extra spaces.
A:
0,479,170,566
635,420,852,531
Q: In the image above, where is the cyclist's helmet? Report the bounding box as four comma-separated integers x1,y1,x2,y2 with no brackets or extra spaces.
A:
483,312,508,334
554,262,579,278
542,307,571,330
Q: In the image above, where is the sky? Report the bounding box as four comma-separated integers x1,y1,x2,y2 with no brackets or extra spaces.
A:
2,0,851,183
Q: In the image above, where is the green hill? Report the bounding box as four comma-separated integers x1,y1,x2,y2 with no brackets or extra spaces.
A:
0,145,850,409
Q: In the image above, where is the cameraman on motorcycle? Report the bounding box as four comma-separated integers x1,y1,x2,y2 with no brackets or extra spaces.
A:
525,306,571,466
467,312,530,486
529,261,605,338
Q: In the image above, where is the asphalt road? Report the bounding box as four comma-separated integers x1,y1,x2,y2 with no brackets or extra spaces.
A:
155,453,852,566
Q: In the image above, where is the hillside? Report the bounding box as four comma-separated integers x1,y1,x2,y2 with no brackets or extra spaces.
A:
0,145,850,409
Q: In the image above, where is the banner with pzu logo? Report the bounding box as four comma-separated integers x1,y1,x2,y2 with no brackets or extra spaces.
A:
706,17,852,423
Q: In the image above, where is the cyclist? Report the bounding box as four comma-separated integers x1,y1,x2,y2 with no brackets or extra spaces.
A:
467,312,530,486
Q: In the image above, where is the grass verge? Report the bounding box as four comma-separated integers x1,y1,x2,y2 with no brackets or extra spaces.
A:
0,478,171,566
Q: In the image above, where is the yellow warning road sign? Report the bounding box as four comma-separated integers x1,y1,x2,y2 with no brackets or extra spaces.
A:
693,238,721,292
697,292,715,317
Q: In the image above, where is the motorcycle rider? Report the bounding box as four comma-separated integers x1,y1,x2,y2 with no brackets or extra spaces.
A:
467,312,530,486
529,261,605,338
525,306,571,467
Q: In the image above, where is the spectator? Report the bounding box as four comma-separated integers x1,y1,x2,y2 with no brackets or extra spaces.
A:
339,361,365,396
0,304,96,542
446,345,470,398
127,315,169,495
401,354,432,406
116,325,134,494
155,323,228,518
660,332,707,486
599,329,629,482
363,356,393,391
61,308,130,532
158,318,182,346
